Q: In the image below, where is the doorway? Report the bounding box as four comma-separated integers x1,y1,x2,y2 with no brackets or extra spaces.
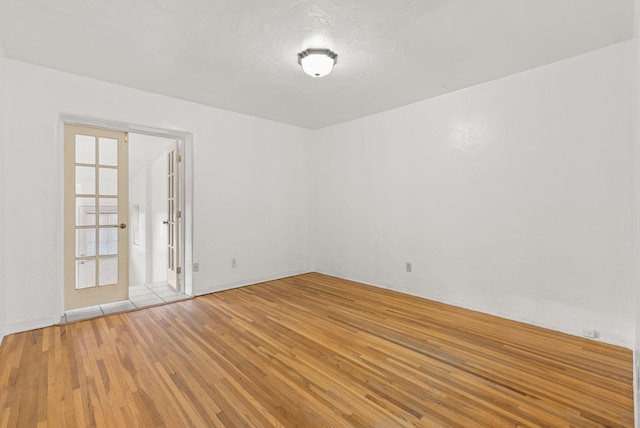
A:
127,133,187,307
63,123,191,320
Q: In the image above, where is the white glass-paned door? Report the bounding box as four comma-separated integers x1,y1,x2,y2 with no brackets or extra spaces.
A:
64,124,129,310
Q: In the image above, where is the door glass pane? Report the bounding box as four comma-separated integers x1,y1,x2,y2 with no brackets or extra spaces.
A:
76,229,96,257
107,229,118,255
99,168,117,195
75,135,95,164
99,138,118,166
99,228,118,255
75,197,96,226
99,257,118,286
76,259,96,289
98,198,118,226
76,166,95,195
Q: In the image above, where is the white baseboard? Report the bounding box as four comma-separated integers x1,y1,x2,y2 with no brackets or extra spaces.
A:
195,268,312,296
313,268,633,349
4,316,60,338
0,270,312,339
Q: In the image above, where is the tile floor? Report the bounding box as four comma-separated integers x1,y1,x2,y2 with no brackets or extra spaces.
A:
62,282,190,324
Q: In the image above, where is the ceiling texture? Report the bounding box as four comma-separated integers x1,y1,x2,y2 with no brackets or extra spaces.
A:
0,0,634,129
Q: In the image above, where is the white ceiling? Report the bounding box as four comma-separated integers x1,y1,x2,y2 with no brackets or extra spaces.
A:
0,0,634,129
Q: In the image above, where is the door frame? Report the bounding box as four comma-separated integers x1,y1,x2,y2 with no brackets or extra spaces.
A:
57,116,194,316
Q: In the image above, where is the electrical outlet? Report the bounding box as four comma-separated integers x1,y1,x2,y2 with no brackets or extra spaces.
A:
193,262,199,272
582,328,598,339
406,262,412,272
231,258,237,268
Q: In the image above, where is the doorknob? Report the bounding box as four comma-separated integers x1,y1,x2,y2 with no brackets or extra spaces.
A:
119,223,127,229
162,220,169,224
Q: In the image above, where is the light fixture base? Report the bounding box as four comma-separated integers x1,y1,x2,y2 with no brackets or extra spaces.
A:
298,48,338,78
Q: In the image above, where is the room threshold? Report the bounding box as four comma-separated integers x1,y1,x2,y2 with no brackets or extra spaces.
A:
61,282,191,324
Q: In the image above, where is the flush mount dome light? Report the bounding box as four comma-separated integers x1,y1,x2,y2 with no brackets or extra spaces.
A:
298,48,338,77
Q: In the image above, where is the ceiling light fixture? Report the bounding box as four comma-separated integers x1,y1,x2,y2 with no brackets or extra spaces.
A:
298,48,338,78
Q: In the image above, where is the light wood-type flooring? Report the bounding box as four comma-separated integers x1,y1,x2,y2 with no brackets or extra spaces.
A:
0,273,634,427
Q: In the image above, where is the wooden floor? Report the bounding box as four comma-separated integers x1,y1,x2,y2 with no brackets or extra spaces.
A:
0,273,633,427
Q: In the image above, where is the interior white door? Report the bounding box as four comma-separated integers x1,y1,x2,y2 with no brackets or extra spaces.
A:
166,141,180,289
64,124,129,310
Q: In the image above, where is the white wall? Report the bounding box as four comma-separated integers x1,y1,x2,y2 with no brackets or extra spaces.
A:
0,49,6,344
313,41,635,347
1,58,312,335
129,167,147,286
633,0,640,423
128,133,175,287
129,155,168,285
150,152,168,283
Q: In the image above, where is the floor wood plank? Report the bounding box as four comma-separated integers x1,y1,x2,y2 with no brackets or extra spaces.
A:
0,273,634,427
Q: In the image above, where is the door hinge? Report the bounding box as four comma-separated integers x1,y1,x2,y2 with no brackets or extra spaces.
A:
177,267,182,274
176,210,182,218
176,155,182,162
125,133,128,143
